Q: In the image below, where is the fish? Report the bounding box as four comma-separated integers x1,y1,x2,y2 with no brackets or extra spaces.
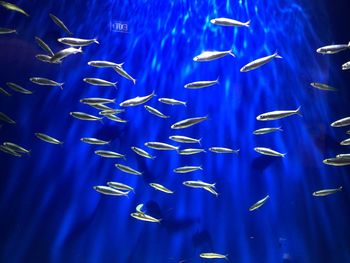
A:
310,82,337,91
90,104,113,111
178,148,206,155
144,142,179,151
6,82,32,94
330,117,350,127
313,186,342,197
35,37,54,56
49,13,72,35
144,105,169,118
35,133,63,145
193,50,235,62
240,52,282,72
210,17,250,27
29,77,64,89
253,127,283,135
80,98,115,105
119,91,156,107
203,186,219,196
50,47,82,63
88,60,124,68
107,182,134,193
0,27,16,34
171,116,208,129
83,78,117,87
257,106,301,121
209,147,239,154
0,145,21,157
184,78,219,89
57,37,99,46
136,204,144,213
115,163,142,175
131,146,156,159
3,142,30,154
158,97,187,106
183,180,216,189
105,115,127,123
81,138,110,145
0,112,15,124
93,186,129,196
0,87,11,96
169,135,201,144
249,195,270,211
316,42,350,54
254,147,286,157
98,109,125,116
336,154,350,159
35,54,61,64
150,183,174,194
323,157,350,166
0,1,29,16
94,150,125,159
114,65,136,84
342,61,350,70
130,212,161,223
340,138,350,145
199,253,228,260
347,130,350,135
70,112,103,121
174,166,202,173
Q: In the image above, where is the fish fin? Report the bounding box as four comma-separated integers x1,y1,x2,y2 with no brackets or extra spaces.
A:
228,50,235,57
94,38,99,44
132,78,136,85
117,62,125,67
59,83,64,90
244,20,251,27
123,156,127,160
216,76,220,84
348,42,350,47
278,127,283,131
99,118,104,124
199,165,203,170
198,138,202,146
211,183,216,188
282,153,287,158
151,155,156,159
339,186,343,191
224,254,229,261
184,102,187,107
113,81,118,87
296,106,302,116
274,51,283,59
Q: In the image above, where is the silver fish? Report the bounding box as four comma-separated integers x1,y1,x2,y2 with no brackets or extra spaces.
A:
144,142,179,151
88,60,123,68
257,107,301,121
0,87,11,96
81,138,110,145
340,138,350,145
144,105,169,118
83,78,117,87
50,47,82,63
331,117,350,127
131,146,156,159
203,186,219,197
35,37,54,56
249,195,270,211
193,50,235,62
35,132,63,145
336,154,350,159
342,61,350,70
93,186,129,196
313,186,342,197
240,52,282,72
174,166,202,173
0,27,16,34
169,135,201,144
70,112,103,121
210,17,250,27
107,182,134,192
178,148,206,155
3,142,30,154
49,13,72,35
80,98,115,105
0,112,15,124
99,109,124,116
120,91,156,107
183,180,216,189
253,127,283,135
90,104,113,111
316,42,350,54
29,77,64,89
171,116,208,129
58,37,99,47
114,65,136,85
105,115,127,123
115,163,142,175
0,145,21,157
0,1,29,16
254,147,286,157
184,78,219,89
6,82,32,94
130,212,161,223
200,253,228,260
158,98,186,106
347,130,350,135
35,54,61,64
149,183,174,194
323,157,350,166
310,82,337,91
209,147,239,154
94,150,125,159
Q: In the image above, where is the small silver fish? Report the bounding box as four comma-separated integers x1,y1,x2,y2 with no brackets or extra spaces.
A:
209,147,239,154
340,138,350,145
105,115,127,123
253,127,283,135
158,97,186,106
183,180,216,189
144,142,179,151
35,132,63,145
0,1,29,16
83,78,117,87
249,195,270,211
149,183,174,194
0,145,21,157
310,82,337,91
90,104,113,111
93,186,129,196
49,13,72,35
58,37,99,46
174,166,202,173
94,150,125,159
3,142,30,154
336,154,350,159
120,91,156,107
70,112,103,121
254,147,285,157
342,61,350,70
6,82,32,94
0,112,15,124
35,37,54,56
29,77,64,89
35,54,61,64
107,182,134,192
98,109,124,116
0,27,16,34
240,52,282,72
210,17,250,27
313,186,342,197
257,107,301,121
130,212,161,223
316,42,350,54
171,116,208,129
323,157,350,166
144,105,169,118
80,98,115,105
114,65,136,85
184,78,219,89
331,117,350,127
178,148,206,155
169,135,201,144
88,60,123,68
0,87,11,96
115,163,142,175
200,253,228,260
50,47,82,63
193,50,235,62
131,146,156,159
81,138,110,145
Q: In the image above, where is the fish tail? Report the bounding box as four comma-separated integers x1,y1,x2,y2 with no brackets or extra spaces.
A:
94,38,99,44
132,78,136,85
244,20,251,27
216,76,220,84
198,138,202,146
282,153,287,158
339,186,343,191
151,155,157,159
199,165,203,170
228,50,235,57
274,51,283,59
211,183,216,188
113,81,118,87
296,106,302,116
99,118,104,124
224,254,229,261
184,102,187,107
278,127,283,131
348,41,350,47
59,83,64,90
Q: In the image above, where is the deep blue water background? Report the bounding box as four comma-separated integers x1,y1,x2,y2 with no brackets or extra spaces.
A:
1,0,350,262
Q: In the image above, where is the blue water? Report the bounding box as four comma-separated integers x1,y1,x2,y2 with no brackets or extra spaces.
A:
1,0,350,262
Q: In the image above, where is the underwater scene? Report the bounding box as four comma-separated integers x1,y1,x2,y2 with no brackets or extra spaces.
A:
1,0,350,262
